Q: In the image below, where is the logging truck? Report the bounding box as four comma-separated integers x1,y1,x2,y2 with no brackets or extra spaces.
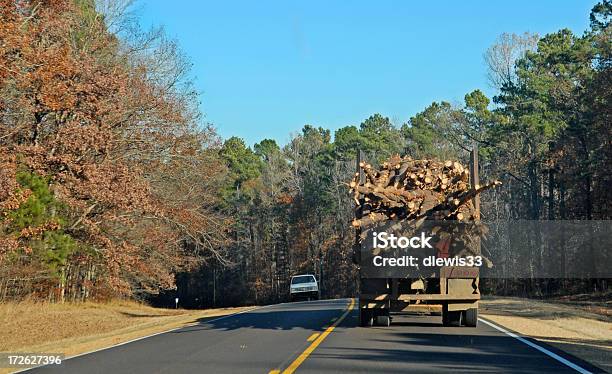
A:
352,145,485,328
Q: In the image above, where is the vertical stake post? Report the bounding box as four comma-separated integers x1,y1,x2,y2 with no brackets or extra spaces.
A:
469,142,482,294
469,142,481,220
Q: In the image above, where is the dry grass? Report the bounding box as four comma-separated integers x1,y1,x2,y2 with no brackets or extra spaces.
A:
0,300,254,373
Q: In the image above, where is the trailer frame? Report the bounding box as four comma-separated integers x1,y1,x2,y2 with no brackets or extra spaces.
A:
355,144,482,328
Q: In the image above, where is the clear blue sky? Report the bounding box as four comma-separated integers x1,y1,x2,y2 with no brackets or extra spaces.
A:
136,1,594,146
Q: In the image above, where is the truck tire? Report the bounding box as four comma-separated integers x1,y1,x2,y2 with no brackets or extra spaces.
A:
360,309,373,327
464,308,478,327
376,315,390,327
451,311,463,326
442,305,463,326
442,304,451,326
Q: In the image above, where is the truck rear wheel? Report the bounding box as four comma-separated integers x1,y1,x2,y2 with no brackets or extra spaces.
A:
360,309,373,327
464,308,478,327
442,305,463,326
376,314,390,327
442,304,450,326
450,311,463,326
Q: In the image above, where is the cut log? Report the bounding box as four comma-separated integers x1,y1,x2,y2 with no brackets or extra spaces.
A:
350,154,501,259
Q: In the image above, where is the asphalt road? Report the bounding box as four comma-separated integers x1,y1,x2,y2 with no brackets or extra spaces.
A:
25,298,599,374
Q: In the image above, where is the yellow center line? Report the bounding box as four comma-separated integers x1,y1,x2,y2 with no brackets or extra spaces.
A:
281,298,355,374
268,370,281,374
306,333,320,342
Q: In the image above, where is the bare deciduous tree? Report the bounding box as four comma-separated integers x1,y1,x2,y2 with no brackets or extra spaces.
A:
484,32,539,90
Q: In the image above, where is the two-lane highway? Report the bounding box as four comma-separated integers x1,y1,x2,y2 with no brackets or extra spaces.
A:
26,299,598,373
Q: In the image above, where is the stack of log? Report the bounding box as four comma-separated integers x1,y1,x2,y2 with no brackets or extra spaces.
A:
349,154,501,259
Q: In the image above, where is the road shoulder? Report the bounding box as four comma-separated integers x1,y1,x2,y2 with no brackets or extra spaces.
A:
480,297,611,373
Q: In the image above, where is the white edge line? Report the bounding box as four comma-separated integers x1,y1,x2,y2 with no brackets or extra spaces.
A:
479,318,592,374
14,305,267,373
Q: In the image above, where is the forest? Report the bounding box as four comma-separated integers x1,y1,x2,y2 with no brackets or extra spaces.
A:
0,0,610,307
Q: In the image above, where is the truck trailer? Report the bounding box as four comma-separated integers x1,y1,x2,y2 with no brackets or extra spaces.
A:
352,146,485,328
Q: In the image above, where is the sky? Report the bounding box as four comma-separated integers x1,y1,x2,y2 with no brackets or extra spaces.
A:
135,1,594,146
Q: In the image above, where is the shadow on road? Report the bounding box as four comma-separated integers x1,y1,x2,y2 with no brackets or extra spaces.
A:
310,345,573,373
389,320,441,328
118,311,175,318
165,300,608,373
171,300,349,333
307,313,608,373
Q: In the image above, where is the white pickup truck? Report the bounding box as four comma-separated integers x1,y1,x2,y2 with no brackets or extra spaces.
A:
289,274,319,301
